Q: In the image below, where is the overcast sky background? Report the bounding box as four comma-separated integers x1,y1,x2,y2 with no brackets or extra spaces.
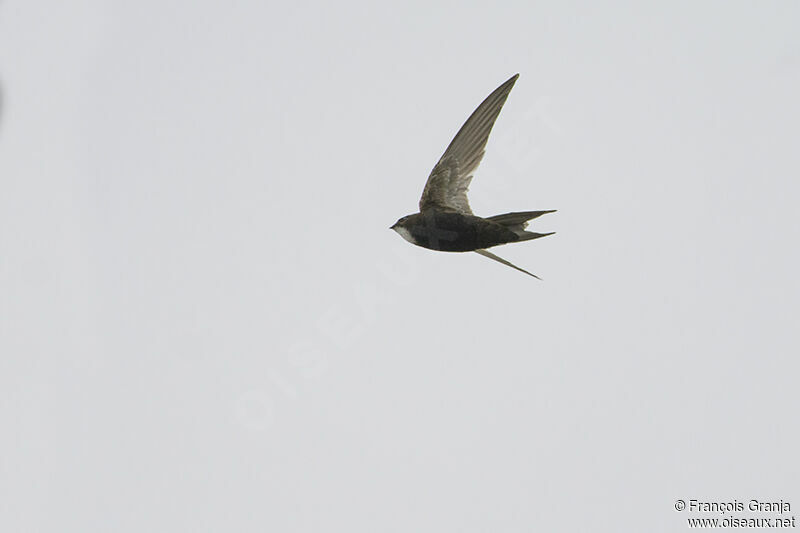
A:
2,2,799,532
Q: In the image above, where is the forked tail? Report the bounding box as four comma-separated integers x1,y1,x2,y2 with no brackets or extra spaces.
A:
487,210,556,241
486,210,556,227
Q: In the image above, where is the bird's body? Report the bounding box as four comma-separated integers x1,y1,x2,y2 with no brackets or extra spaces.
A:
393,209,554,253
391,74,555,279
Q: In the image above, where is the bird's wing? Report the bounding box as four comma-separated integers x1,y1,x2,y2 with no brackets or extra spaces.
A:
419,74,519,214
474,249,540,280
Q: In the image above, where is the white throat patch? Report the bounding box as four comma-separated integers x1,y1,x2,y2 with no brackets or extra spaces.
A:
393,226,417,245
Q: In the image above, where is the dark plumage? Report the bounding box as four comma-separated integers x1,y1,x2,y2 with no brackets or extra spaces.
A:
393,210,554,252
391,74,555,279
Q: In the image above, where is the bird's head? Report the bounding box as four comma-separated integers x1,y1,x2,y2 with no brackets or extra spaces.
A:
390,215,411,230
390,214,417,244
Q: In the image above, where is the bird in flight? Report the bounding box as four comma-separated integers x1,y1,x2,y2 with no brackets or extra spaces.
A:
391,74,555,279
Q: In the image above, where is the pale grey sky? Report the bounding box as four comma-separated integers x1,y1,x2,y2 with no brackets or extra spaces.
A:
2,1,799,532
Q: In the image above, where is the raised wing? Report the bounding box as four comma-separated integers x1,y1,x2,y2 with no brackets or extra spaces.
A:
419,74,519,214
